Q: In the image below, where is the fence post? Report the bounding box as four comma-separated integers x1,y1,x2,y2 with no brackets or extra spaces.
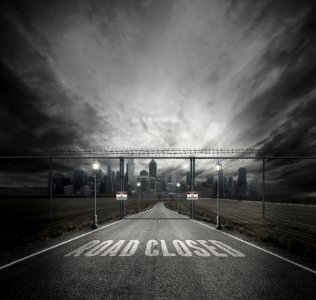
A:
49,157,53,219
262,158,265,219
119,157,124,219
190,157,195,219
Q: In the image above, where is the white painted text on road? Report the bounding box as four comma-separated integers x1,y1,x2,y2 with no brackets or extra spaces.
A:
65,240,245,257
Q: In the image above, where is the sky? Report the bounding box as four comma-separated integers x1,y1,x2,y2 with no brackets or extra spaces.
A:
0,0,316,194
0,0,315,153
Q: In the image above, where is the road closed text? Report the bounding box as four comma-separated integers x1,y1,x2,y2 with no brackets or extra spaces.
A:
64,240,245,257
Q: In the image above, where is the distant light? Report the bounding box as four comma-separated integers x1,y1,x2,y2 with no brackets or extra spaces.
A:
92,162,100,170
176,182,181,187
137,182,141,187
215,161,222,171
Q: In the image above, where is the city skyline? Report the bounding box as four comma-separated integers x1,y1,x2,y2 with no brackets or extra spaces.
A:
0,2,315,297
0,0,315,198
2,157,260,200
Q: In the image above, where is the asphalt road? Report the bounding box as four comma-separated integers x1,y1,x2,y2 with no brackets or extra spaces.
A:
0,203,315,299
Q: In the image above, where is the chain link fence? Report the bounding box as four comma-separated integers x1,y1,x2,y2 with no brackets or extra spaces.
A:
0,152,315,259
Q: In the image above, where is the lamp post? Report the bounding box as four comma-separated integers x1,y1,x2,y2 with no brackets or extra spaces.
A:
215,161,222,230
176,182,181,213
92,162,99,229
137,181,141,213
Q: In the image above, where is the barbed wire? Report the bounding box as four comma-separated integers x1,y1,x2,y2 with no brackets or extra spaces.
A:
1,148,316,159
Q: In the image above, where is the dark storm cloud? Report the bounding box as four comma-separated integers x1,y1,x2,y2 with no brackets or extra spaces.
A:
0,1,108,154
0,0,315,154
0,62,78,153
222,1,316,153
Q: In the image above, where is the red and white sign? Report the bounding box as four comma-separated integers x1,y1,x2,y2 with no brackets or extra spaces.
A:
187,192,198,200
116,192,128,201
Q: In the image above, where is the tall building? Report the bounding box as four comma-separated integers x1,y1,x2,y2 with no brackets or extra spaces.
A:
96,169,103,182
149,177,156,191
127,159,136,188
149,159,157,177
237,168,247,186
218,170,224,198
249,177,260,200
186,171,191,186
116,170,121,190
206,174,214,186
155,177,163,193
137,176,150,192
73,170,87,192
236,167,248,199
140,170,149,176
106,164,113,195
227,176,234,198
171,170,178,184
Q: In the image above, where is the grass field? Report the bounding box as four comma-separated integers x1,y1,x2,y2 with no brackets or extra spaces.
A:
1,195,315,264
0,196,161,251
165,197,316,263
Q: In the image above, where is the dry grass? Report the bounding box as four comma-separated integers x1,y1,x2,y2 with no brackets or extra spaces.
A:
165,199,316,263
0,196,158,251
1,196,315,265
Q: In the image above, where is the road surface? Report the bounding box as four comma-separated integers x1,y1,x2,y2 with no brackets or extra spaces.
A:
0,203,315,299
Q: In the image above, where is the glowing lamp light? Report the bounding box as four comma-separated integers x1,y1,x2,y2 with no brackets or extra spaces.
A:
137,182,141,187
176,182,181,188
215,161,222,171
92,162,99,170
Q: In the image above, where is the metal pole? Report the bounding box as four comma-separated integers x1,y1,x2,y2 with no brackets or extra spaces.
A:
49,158,53,219
190,157,195,219
138,187,140,213
177,187,180,213
92,168,98,228
262,158,266,219
216,169,222,229
222,173,225,200
119,157,124,219
94,170,97,215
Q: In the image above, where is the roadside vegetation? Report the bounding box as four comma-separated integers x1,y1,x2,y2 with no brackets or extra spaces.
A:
165,198,316,264
1,196,315,265
0,196,158,251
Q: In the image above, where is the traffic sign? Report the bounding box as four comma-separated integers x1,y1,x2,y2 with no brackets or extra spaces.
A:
116,192,128,201
187,192,198,200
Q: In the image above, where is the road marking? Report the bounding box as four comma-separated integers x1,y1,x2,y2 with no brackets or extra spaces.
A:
65,240,101,257
210,240,245,257
161,240,176,256
0,220,124,271
197,240,228,257
193,220,316,275
145,240,159,257
84,241,114,257
173,240,192,257
100,240,125,256
185,240,210,257
64,239,245,257
120,240,139,257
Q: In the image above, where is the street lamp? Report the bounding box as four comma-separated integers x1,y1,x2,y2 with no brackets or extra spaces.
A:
215,161,222,230
137,181,141,213
176,182,181,213
92,162,99,229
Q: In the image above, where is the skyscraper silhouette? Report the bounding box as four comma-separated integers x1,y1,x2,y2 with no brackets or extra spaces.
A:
237,168,247,186
236,167,248,199
149,159,157,177
127,159,136,188
106,164,113,194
